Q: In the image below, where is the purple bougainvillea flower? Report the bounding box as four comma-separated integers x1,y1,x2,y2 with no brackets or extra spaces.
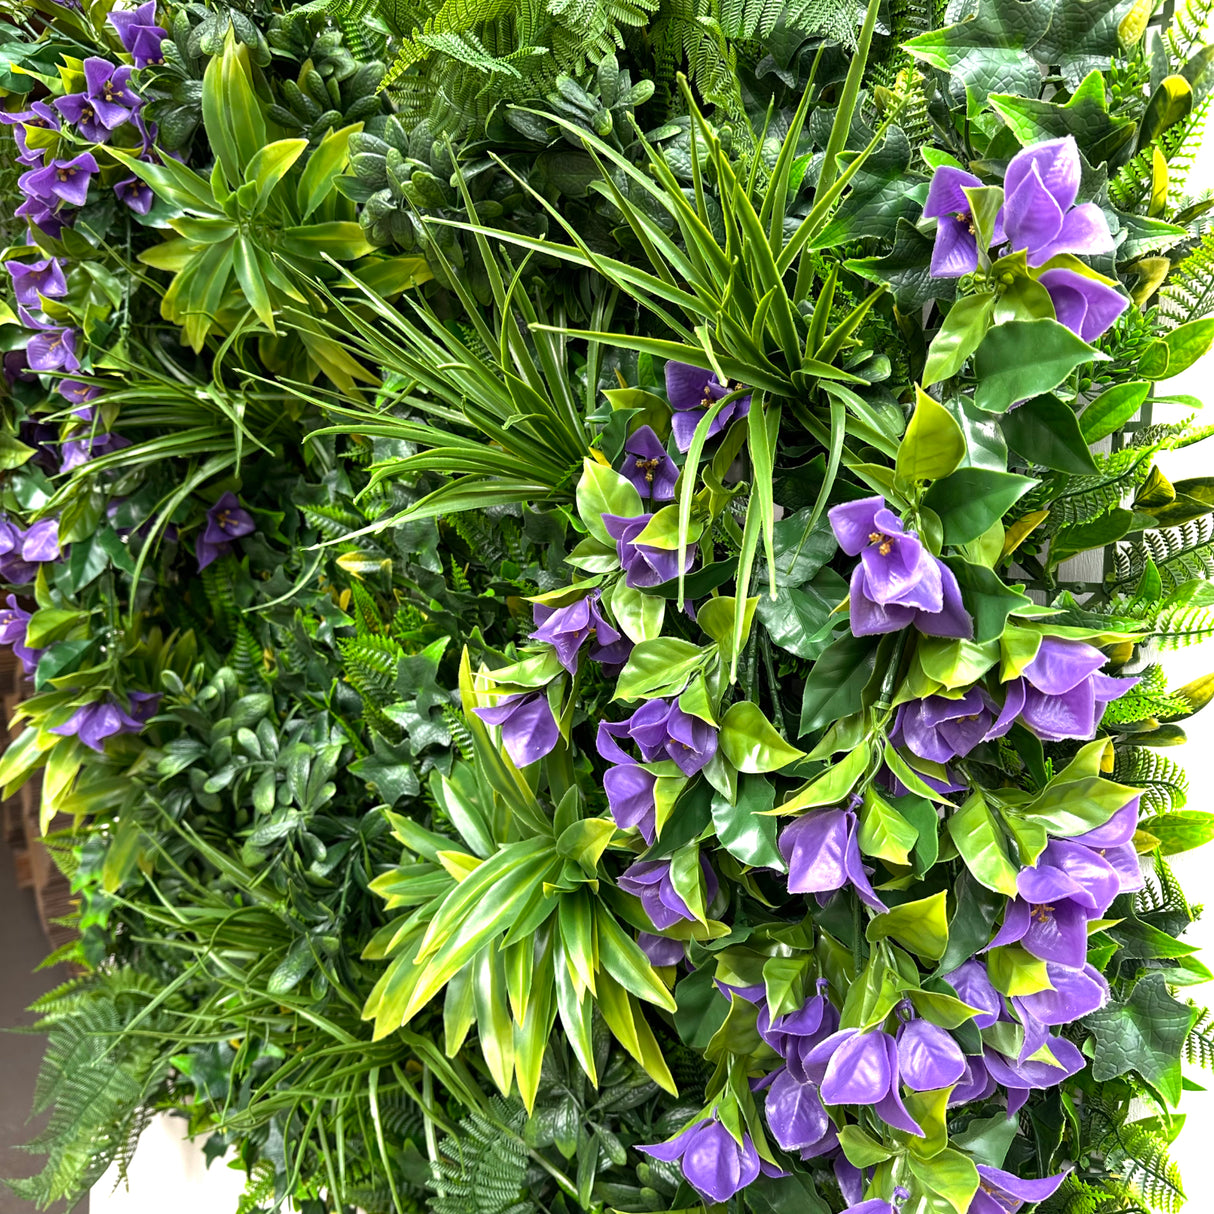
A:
758,988,841,1085
603,762,658,842
989,895,1091,969
26,325,81,374
6,259,68,309
14,197,65,240
972,1166,1068,1214
804,1029,922,1136
1038,268,1128,342
602,512,695,590
842,1202,897,1214
22,519,61,564
51,692,154,751
59,379,103,405
982,1035,1085,1114
895,1017,967,1090
0,594,42,675
989,635,1136,742
664,361,751,453
940,959,1003,1029
597,697,718,777
473,691,559,768
764,1067,832,1154
59,59,143,133
640,1116,777,1204
196,491,254,569
893,688,1001,763
618,855,718,930
20,153,100,208
1003,137,1114,267
114,174,155,215
0,101,62,167
779,808,888,912
922,165,1006,277
1071,800,1144,894
949,1054,997,1107
109,2,168,67
829,497,972,638
637,932,683,966
621,425,679,501
531,591,629,672
1013,962,1108,1029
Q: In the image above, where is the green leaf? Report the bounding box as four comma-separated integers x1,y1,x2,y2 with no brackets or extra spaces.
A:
974,319,1106,413
923,293,997,387
778,744,870,814
1084,972,1197,1104
755,567,849,660
947,791,1020,897
866,890,950,959
837,1126,895,1169
711,774,784,870
846,219,955,311
895,386,967,490
245,138,307,209
797,635,880,738
908,1147,981,1214
1000,394,1099,473
942,557,1034,644
614,637,708,701
1049,508,1133,567
1139,811,1214,855
1142,318,1214,380
610,579,665,645
858,787,919,865
923,468,1036,545
718,701,805,773
296,123,358,220
673,967,729,1049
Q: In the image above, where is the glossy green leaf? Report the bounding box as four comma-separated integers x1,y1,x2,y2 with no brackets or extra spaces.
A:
614,637,709,701
1079,382,1151,442
1139,811,1214,855
867,890,949,959
923,468,1036,545
711,774,784,869
947,791,1020,897
798,636,879,737
896,388,967,489
718,701,805,773
1000,394,1098,473
922,293,997,387
777,744,870,814
908,1147,981,1214
973,319,1106,413
858,787,919,865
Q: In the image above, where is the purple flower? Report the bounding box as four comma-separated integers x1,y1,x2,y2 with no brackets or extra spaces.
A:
1013,961,1109,1030
196,491,254,569
603,762,659,842
1071,800,1143,895
25,323,81,375
895,1016,967,1090
56,59,142,138
664,361,751,453
19,153,100,209
892,688,1001,763
1003,137,1113,267
829,497,972,639
109,2,168,68
17,519,61,568
1038,267,1128,342
60,432,131,473
989,635,1136,742
0,595,42,675
972,1166,1068,1214
473,691,560,768
778,807,888,912
922,166,1006,278
14,198,65,240
949,1054,997,1108
597,698,718,777
0,102,61,167
530,591,630,672
982,1034,1085,1114
640,1115,777,1204
59,379,103,405
602,512,695,590
621,425,678,501
6,259,68,309
941,959,1003,1030
114,175,155,215
618,855,718,930
758,989,841,1085
637,932,684,966
51,691,157,751
764,1068,833,1155
803,1028,922,1135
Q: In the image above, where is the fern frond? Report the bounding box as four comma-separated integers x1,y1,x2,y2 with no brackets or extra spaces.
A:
1159,229,1214,326
1114,516,1214,591
1108,1123,1186,1214
1101,665,1193,726
428,1097,529,1214
1167,0,1214,62
1135,855,1191,919
1113,746,1190,814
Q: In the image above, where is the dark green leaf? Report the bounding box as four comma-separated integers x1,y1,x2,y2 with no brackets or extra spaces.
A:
798,633,880,736
974,319,1105,414
1000,394,1098,473
924,468,1037,544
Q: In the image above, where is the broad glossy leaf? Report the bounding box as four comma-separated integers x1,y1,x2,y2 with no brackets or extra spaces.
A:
974,319,1106,413
1000,394,1099,473
614,637,708,701
718,701,805,773
711,773,784,869
867,890,950,960
923,293,997,387
947,791,1020,897
923,468,1036,545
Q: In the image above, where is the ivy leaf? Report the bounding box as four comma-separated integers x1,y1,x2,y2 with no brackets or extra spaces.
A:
1084,972,1197,1104
904,0,1053,118
943,557,1034,645
1034,0,1140,88
989,70,1135,163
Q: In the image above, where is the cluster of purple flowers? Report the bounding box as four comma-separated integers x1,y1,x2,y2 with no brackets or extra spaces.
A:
828,497,972,638
52,689,161,751
664,362,752,453
923,136,1128,341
